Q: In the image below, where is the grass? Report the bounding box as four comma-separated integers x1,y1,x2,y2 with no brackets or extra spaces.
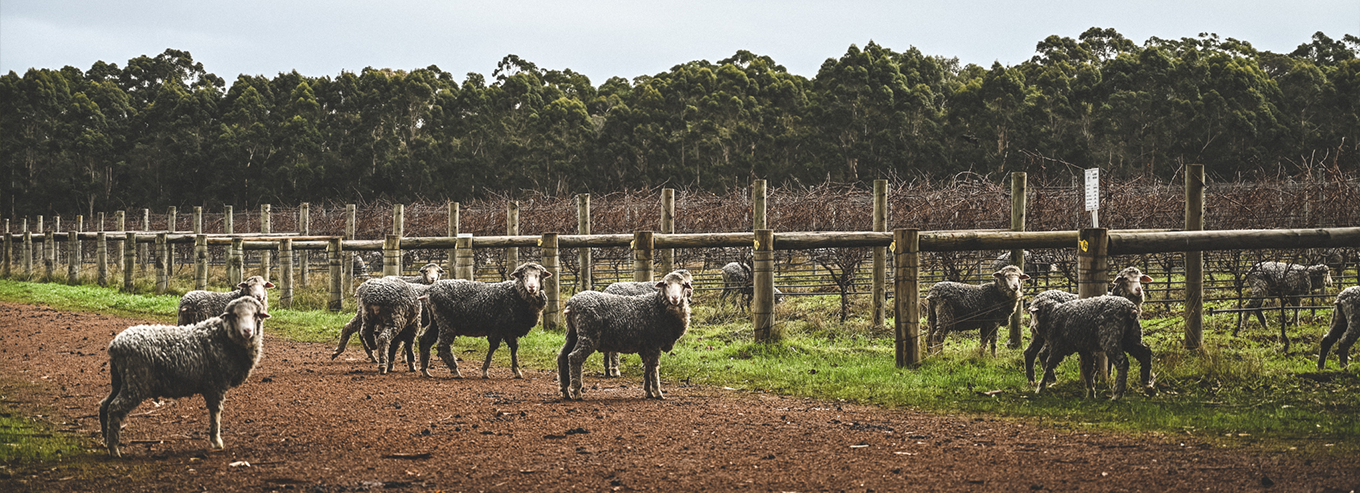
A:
0,275,1356,466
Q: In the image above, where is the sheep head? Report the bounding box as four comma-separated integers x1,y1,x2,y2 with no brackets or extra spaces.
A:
239,276,275,306
222,297,269,343
1113,267,1154,299
418,263,445,283
655,271,693,307
992,265,1030,298
512,262,552,297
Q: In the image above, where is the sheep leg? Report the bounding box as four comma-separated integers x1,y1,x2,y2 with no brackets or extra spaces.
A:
1107,352,1129,401
565,342,595,400
99,371,136,457
1235,296,1265,336
641,350,663,399
436,341,463,379
1277,299,1292,352
204,391,226,449
1035,350,1062,393
402,337,416,372
507,337,524,379
1078,351,1098,399
417,325,439,377
482,336,502,379
331,313,363,360
604,352,621,377
1022,336,1045,386
1320,310,1356,369
1124,342,1156,393
376,327,396,375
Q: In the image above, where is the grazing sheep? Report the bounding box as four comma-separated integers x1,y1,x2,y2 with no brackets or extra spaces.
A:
99,297,271,457
1319,286,1360,370
601,270,693,377
558,271,693,400
176,275,274,326
1235,261,1333,351
720,262,752,307
1022,289,1079,384
331,277,423,374
925,265,1030,356
1031,295,1155,400
417,262,551,379
395,263,445,285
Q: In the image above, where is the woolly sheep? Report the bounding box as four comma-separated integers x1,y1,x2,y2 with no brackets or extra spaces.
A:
1030,295,1155,400
99,296,271,457
601,269,693,377
1022,289,1079,384
417,262,551,379
176,275,274,326
331,277,424,374
1235,261,1333,351
992,251,1056,277
1319,286,1360,369
558,271,693,400
925,265,1030,356
395,262,445,285
718,262,784,310
352,254,369,279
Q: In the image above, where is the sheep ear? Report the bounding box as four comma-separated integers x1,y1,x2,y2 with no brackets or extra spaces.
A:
1140,275,1153,283
541,270,553,279
1020,274,1030,280
238,282,249,289
654,281,666,289
258,312,271,319
264,282,276,288
417,295,429,301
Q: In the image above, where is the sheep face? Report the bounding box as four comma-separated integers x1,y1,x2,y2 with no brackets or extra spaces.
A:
222,297,270,343
1113,267,1154,299
992,265,1030,298
239,276,275,306
655,272,693,307
1310,265,1333,288
512,262,552,296
418,263,445,283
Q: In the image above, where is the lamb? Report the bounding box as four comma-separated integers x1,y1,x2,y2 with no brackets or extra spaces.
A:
1030,295,1155,400
99,296,270,457
720,262,752,307
925,265,1030,356
1235,261,1333,351
601,269,693,377
395,262,445,284
417,262,551,379
1022,267,1155,383
558,271,693,400
1318,286,1360,370
331,277,424,374
176,275,274,326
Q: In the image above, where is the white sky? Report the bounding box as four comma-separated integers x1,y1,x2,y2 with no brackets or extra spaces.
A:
2,1,1357,84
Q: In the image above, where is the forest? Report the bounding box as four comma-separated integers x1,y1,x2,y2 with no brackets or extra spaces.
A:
2,28,1357,219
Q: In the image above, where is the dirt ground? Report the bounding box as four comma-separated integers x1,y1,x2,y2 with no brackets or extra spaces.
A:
0,302,1356,493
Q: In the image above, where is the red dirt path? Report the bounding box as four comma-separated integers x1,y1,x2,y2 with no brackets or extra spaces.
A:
1,302,1356,492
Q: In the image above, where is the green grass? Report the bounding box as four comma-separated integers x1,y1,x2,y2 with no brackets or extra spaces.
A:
1,276,1356,463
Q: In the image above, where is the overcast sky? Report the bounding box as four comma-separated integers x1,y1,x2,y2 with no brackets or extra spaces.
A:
2,1,1356,84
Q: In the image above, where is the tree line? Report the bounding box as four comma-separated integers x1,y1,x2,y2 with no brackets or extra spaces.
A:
2,28,1357,219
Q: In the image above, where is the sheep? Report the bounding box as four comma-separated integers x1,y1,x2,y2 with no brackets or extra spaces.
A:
719,262,752,307
176,275,274,326
1022,289,1079,384
99,296,271,457
1235,261,1333,351
352,253,369,279
992,251,1056,277
1318,286,1360,370
1030,295,1155,400
558,271,693,400
925,265,1030,356
395,262,445,285
331,277,424,374
417,262,551,379
600,269,693,377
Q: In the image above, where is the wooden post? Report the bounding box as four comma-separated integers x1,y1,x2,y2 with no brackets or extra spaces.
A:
1007,172,1028,349
1184,164,1205,350
155,233,168,294
123,232,135,291
541,233,561,331
44,230,55,282
139,209,149,274
224,205,233,235
24,230,33,280
113,210,125,275
230,238,244,286
894,229,922,367
67,231,79,285
299,203,310,286
383,235,400,277
507,201,520,274
193,206,202,234
167,206,177,275
456,235,474,280
345,204,357,291
280,238,294,309
447,201,459,276
577,194,592,291
632,231,654,282
97,232,108,286
392,204,404,275
753,179,767,230
260,204,271,281
328,238,343,312
2,233,11,278
753,229,777,341
75,215,84,281
1077,228,1110,381
194,234,208,290
659,188,675,275
872,179,888,328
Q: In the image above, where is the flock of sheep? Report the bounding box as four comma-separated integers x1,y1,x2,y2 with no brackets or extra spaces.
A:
95,255,1357,457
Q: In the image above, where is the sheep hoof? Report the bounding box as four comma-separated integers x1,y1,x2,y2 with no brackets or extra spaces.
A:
513,369,524,379
420,369,433,378
330,351,341,360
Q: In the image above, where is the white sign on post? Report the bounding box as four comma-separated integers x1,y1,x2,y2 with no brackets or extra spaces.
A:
1084,168,1100,228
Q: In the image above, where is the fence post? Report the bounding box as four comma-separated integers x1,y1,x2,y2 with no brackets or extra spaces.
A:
1078,228,1110,381
224,205,233,235
1008,171,1028,349
195,234,208,291
447,201,459,276
230,238,244,286
383,235,401,277
660,189,675,275
155,233,168,294
577,194,592,291
3,233,11,278
67,231,79,285
260,204,272,281
456,235,474,280
1184,164,1205,350
328,238,343,312
541,233,561,331
74,215,84,282
167,206,177,275
140,209,149,274
894,229,921,367
872,179,888,328
753,179,767,230
392,204,404,275
97,232,108,286
753,229,777,341
299,203,310,286
345,204,357,292
114,210,125,275
45,230,55,282
632,231,654,282
23,231,33,280
123,232,135,291
280,238,294,309
507,201,519,274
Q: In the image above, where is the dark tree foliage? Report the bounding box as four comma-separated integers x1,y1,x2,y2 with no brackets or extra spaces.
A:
2,32,1357,218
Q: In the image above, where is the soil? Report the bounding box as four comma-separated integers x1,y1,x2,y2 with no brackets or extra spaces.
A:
0,302,1356,493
